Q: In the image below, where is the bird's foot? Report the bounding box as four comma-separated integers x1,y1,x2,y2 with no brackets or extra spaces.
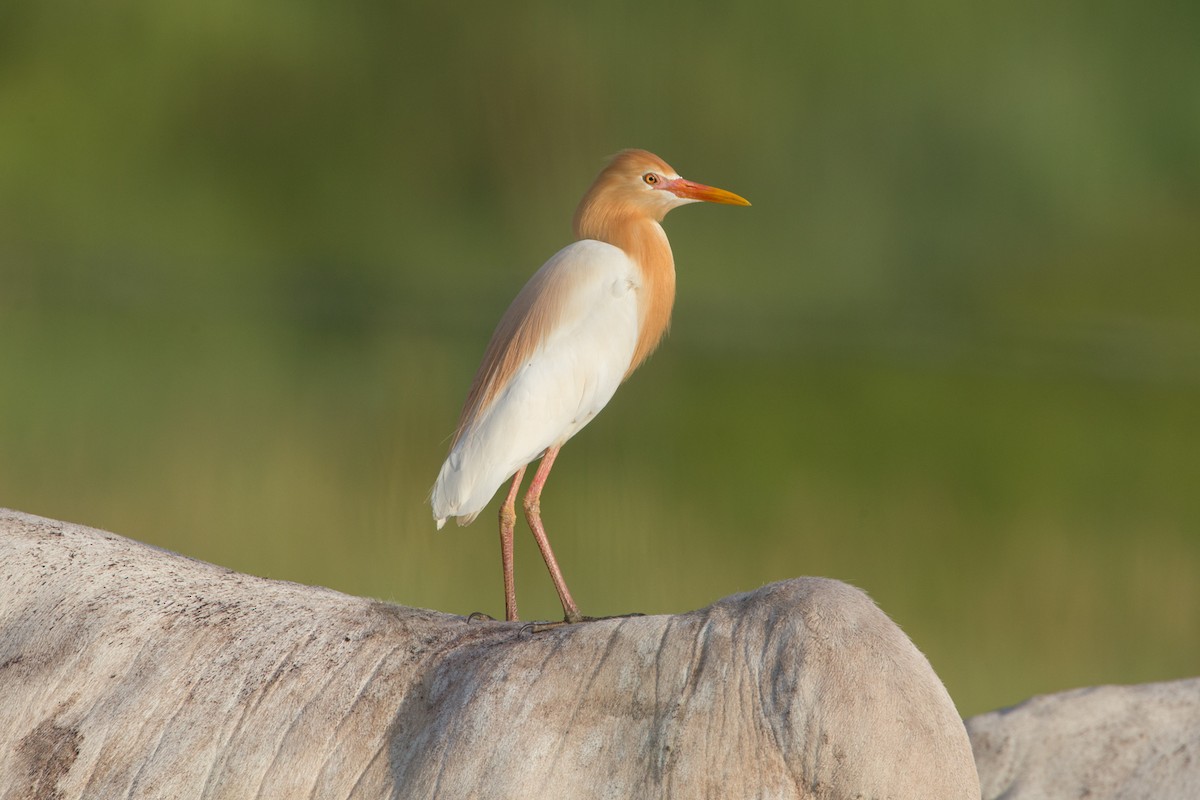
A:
465,611,498,623
522,612,645,634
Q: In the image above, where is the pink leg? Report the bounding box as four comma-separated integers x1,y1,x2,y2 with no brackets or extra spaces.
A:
499,466,526,622
522,446,583,623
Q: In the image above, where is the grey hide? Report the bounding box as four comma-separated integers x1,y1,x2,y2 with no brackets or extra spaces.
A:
967,677,1200,800
0,508,979,799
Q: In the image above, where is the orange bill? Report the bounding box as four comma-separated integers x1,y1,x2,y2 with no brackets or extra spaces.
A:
665,178,751,206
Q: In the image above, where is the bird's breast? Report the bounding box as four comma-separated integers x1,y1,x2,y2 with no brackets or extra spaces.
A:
622,223,676,377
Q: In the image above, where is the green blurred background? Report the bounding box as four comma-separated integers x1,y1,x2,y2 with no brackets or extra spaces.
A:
2,1,1197,717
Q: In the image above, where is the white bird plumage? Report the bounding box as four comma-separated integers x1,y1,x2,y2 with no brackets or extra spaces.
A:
431,239,641,527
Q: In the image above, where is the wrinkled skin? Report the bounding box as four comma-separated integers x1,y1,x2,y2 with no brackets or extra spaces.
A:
0,509,978,800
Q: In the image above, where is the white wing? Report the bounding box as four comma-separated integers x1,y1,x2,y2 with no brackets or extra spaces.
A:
431,239,641,526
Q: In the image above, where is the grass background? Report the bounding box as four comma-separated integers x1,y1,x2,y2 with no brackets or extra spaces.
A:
2,1,1198,717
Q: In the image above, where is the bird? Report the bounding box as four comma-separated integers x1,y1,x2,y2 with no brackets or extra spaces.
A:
431,149,749,625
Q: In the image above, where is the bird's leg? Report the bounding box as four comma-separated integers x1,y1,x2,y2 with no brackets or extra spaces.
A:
498,465,526,622
522,446,584,624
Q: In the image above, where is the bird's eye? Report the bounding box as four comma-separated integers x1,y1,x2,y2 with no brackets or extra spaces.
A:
642,173,659,186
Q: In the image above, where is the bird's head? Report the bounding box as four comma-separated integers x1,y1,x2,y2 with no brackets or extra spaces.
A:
574,149,750,237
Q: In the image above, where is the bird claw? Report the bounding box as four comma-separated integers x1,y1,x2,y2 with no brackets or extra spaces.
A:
465,611,498,623
521,612,646,634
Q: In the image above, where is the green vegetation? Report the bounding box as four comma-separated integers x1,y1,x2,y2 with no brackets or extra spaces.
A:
2,1,1197,717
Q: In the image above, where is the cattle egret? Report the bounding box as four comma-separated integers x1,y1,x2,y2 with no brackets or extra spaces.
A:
431,149,749,624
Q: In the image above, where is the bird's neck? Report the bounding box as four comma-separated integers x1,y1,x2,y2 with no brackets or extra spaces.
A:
575,211,676,378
